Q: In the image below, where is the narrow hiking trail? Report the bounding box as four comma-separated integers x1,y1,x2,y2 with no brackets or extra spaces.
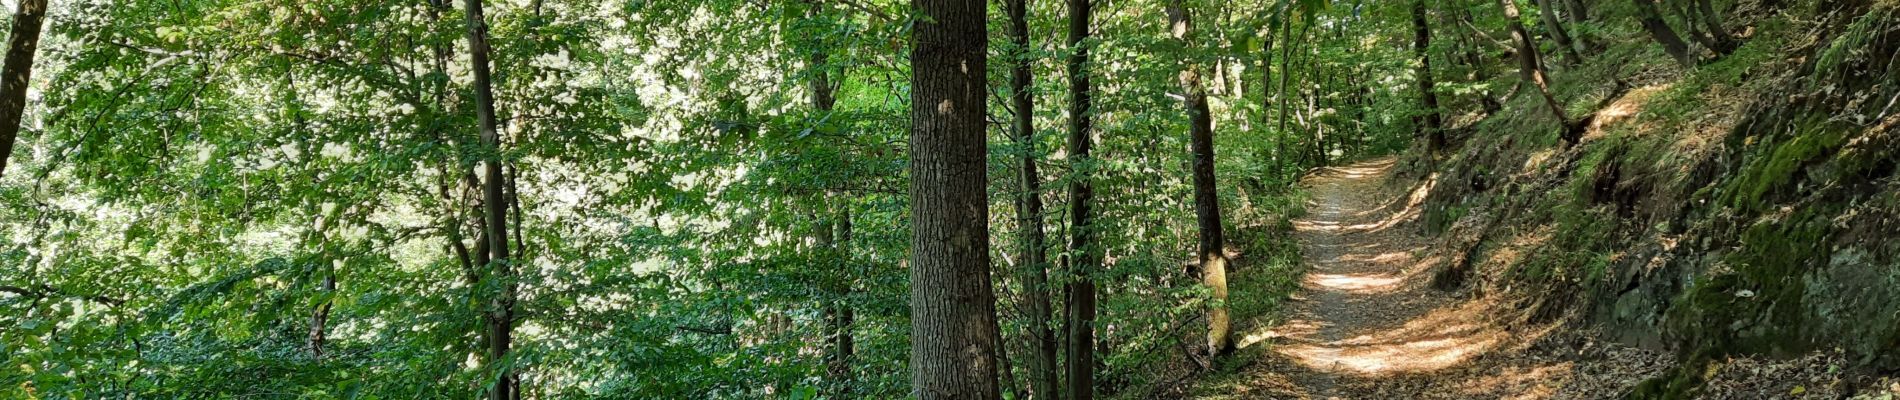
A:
1198,157,1662,399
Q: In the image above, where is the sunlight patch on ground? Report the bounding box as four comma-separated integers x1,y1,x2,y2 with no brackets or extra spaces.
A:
1278,333,1501,375
1273,299,1512,376
1582,84,1669,143
1306,272,1405,293
1240,319,1326,349
1337,251,1411,264
1295,170,1432,237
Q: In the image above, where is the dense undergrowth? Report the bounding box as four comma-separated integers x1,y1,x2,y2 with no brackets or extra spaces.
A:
1406,0,1900,397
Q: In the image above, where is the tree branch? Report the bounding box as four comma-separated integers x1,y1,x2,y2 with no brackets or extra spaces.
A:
0,284,125,306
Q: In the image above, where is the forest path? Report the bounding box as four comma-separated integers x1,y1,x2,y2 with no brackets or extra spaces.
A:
1199,157,1552,399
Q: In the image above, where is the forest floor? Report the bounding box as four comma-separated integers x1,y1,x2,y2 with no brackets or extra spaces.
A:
1191,157,1678,399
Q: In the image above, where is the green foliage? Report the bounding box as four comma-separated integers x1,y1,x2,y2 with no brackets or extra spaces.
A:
0,0,1421,397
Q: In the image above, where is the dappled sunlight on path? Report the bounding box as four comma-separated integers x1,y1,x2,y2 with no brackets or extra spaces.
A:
1205,157,1575,399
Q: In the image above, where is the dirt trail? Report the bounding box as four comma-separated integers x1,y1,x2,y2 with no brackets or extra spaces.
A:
1202,157,1581,399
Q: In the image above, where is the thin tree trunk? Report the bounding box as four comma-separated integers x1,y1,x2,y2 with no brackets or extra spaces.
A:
1691,0,1738,54
1303,39,1323,167
1414,0,1445,156
1497,0,1573,144
1558,0,1593,53
1535,0,1585,65
1563,0,1589,22
1063,0,1098,397
309,271,335,360
1005,0,1059,397
1671,0,1721,55
908,0,1001,397
815,209,848,396
459,0,516,398
1278,18,1298,136
826,209,856,395
806,3,856,396
0,0,48,178
1258,23,1276,106
1258,22,1277,175
1277,16,1300,175
1165,0,1233,357
1634,0,1696,67
1456,7,1504,114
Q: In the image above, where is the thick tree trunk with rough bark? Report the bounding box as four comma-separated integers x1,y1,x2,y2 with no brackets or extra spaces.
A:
907,0,1001,398
1063,0,1098,397
1165,0,1233,357
460,0,517,398
1414,0,1445,156
1005,0,1059,398
1635,0,1697,67
0,0,48,178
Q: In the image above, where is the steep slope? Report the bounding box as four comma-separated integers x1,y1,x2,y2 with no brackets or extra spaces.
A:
1405,0,1900,397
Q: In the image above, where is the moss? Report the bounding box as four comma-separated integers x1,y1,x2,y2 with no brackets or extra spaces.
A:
1423,204,1467,235
1724,117,1851,212
1667,203,1839,369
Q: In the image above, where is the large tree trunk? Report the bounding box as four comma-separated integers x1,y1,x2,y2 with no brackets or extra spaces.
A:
1165,0,1233,357
0,0,48,178
1534,0,1585,65
1063,0,1098,397
1414,0,1445,156
1634,0,1697,67
908,0,1001,398
460,0,517,398
1005,0,1059,398
1497,0,1575,145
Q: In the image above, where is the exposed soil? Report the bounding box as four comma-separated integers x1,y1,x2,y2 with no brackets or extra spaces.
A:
1187,157,1900,399
1195,157,1670,399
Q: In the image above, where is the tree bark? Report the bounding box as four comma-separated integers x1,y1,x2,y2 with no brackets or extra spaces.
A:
1063,0,1098,397
1454,8,1504,114
1005,0,1060,398
1257,25,1274,126
459,0,517,398
806,3,855,396
819,208,855,396
1258,24,1277,175
908,0,1001,398
1559,0,1593,52
1277,16,1301,175
0,0,48,178
309,271,335,361
1534,0,1585,65
1165,0,1233,357
1634,0,1696,67
1414,0,1446,156
1690,0,1738,55
1497,0,1573,144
